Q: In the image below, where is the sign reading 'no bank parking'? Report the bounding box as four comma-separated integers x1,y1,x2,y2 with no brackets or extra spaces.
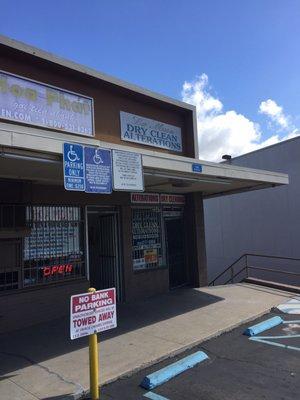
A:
70,288,117,340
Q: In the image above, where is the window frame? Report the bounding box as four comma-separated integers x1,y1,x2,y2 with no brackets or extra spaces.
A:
0,203,87,294
131,205,166,272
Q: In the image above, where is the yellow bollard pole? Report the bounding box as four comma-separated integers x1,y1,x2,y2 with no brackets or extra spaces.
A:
88,288,99,400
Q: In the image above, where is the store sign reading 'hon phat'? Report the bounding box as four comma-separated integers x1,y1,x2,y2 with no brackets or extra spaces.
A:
0,71,94,136
120,111,182,152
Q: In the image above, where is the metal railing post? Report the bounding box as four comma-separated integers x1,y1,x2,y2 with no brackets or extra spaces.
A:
209,252,300,287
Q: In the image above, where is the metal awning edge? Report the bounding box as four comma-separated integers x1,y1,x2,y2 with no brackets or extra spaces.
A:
0,122,289,191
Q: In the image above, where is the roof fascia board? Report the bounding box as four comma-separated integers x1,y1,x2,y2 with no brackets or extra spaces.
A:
0,35,196,113
226,133,300,162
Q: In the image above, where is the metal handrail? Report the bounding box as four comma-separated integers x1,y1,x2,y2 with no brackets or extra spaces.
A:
245,253,300,262
209,253,300,286
209,254,246,285
224,266,247,285
249,266,300,276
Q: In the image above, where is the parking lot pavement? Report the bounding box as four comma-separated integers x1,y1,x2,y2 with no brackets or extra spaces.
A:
100,310,300,400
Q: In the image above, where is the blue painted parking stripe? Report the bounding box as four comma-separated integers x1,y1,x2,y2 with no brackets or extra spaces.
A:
250,336,300,351
277,297,300,314
144,391,170,400
282,320,300,324
140,351,208,390
252,334,300,339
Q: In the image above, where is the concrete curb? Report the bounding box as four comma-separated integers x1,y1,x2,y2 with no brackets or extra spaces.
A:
69,309,274,400
99,307,277,388
244,316,283,336
74,285,294,399
140,351,208,390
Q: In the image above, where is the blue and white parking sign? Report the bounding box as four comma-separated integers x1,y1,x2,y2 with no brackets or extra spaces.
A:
63,143,85,191
192,163,203,173
84,147,112,194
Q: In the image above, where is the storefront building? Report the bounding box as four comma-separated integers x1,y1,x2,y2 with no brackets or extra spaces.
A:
0,36,288,332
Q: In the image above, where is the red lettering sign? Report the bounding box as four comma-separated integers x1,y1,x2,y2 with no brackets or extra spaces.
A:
131,193,160,204
70,288,117,339
131,193,185,204
160,194,185,204
71,288,115,313
43,264,73,276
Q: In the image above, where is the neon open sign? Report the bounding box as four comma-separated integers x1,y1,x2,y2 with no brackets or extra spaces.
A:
43,264,73,276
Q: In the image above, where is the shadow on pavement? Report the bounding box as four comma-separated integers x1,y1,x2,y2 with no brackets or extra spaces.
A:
101,311,300,400
0,287,223,376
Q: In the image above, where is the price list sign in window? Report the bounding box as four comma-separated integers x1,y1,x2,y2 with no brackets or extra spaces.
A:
132,207,163,270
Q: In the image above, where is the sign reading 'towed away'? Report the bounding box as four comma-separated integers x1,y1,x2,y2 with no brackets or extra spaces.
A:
70,288,117,340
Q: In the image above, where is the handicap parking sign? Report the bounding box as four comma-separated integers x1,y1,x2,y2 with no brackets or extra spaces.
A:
63,143,85,191
84,147,112,194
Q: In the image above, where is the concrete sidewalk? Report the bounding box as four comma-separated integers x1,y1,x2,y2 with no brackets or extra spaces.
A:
0,283,293,400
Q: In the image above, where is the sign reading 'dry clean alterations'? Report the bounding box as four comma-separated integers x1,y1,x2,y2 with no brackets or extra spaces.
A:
70,288,117,340
120,111,182,152
0,71,94,136
112,149,144,191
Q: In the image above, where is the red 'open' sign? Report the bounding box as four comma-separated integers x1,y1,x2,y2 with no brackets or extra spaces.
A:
43,264,73,276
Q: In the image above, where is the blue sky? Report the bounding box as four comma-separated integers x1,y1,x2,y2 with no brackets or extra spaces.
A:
1,0,299,160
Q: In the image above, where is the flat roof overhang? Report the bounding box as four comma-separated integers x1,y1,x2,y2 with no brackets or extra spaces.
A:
0,122,289,198
0,35,196,113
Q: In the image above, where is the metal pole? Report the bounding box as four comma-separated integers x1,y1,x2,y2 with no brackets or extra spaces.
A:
88,288,99,400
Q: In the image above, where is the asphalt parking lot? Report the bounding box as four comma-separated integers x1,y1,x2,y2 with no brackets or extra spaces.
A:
100,310,300,400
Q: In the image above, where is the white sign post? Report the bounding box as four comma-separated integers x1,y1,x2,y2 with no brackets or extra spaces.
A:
112,149,144,192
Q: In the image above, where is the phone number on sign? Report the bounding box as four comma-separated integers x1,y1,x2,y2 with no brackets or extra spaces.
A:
42,118,91,134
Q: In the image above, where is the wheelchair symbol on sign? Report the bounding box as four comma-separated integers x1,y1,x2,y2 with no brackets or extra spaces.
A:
67,145,80,162
93,149,103,165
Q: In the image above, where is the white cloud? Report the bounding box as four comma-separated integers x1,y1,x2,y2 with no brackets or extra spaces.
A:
259,99,291,130
181,74,298,161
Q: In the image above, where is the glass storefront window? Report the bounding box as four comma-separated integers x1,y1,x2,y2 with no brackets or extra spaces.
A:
23,205,85,287
132,207,163,270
